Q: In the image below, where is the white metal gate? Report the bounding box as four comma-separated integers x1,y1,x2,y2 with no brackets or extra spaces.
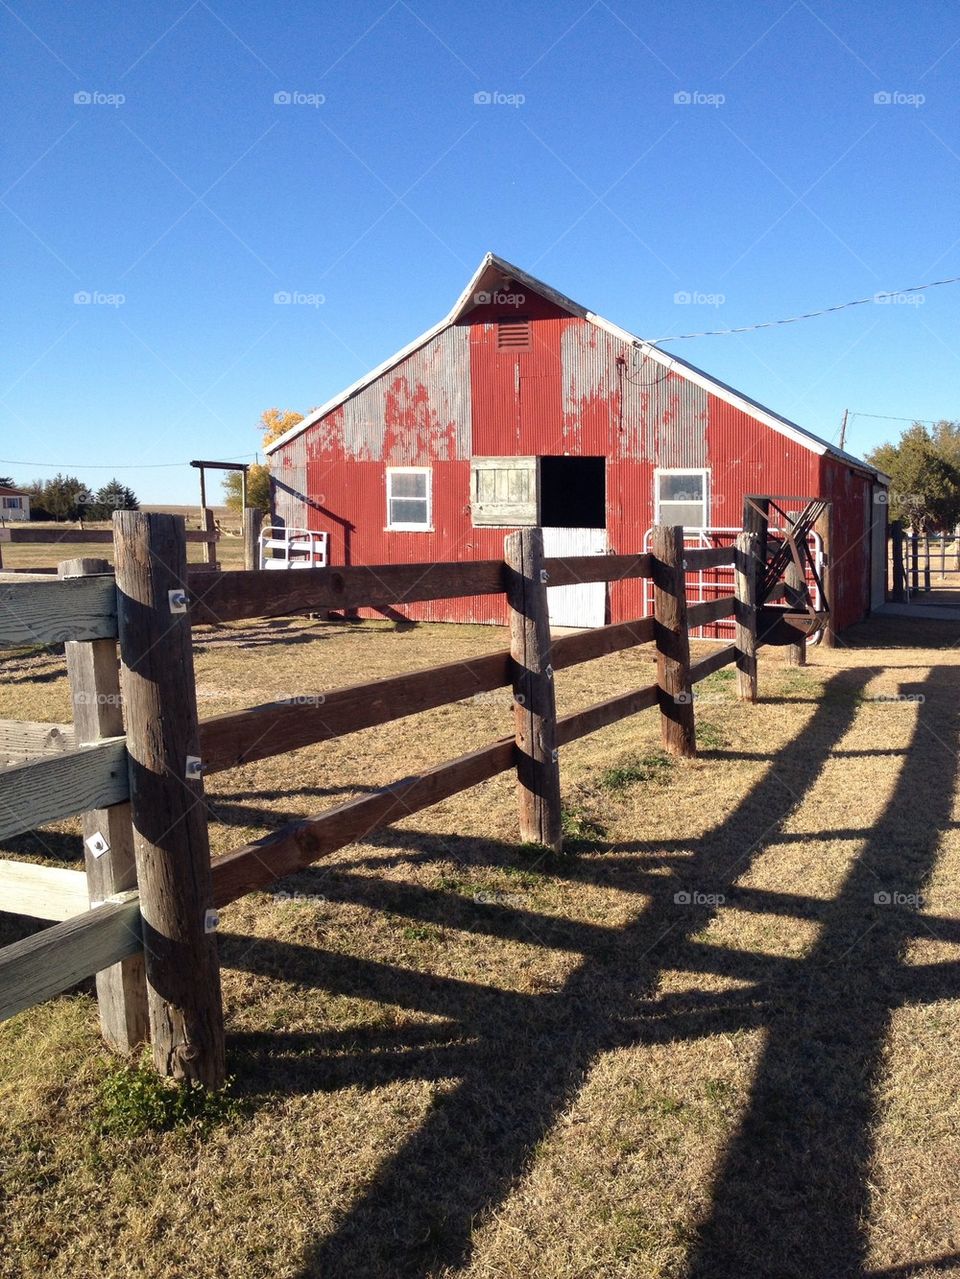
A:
542,527,608,628
259,525,329,570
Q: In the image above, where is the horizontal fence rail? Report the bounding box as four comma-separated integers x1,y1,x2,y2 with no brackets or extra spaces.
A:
0,860,88,921
0,737,127,840
0,894,141,1023
0,575,117,646
0,719,77,759
0,527,217,545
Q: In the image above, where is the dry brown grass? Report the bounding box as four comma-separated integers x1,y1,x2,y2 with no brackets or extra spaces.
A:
2,610,960,1278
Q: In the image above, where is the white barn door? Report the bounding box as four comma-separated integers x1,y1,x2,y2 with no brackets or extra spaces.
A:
542,527,608,628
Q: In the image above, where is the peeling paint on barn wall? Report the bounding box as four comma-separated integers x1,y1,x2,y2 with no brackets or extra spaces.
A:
339,324,472,463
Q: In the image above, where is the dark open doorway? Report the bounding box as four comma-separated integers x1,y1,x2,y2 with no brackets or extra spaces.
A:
539,456,605,528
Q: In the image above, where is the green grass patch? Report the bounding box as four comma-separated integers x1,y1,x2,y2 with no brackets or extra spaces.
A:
599,752,672,793
696,718,728,750
95,1058,244,1139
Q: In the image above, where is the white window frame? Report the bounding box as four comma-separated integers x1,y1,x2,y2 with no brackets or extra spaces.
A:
386,466,433,532
654,467,710,529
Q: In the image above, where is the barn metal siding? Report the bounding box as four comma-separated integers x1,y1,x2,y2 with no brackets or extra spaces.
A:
819,455,872,631
273,293,875,632
269,434,309,531
336,325,472,463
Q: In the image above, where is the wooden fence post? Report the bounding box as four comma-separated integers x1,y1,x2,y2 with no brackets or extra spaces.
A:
58,557,149,1052
504,528,562,851
242,507,262,572
651,525,696,756
734,530,759,703
201,507,217,568
910,530,919,595
113,512,225,1087
890,522,905,602
923,534,931,591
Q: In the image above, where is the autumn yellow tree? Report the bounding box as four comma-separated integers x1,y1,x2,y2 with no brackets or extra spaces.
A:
222,408,308,511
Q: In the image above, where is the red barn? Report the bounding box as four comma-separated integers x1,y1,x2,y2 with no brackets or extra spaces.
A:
266,253,888,632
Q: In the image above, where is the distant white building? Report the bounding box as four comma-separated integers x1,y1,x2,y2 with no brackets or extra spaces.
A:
0,486,30,521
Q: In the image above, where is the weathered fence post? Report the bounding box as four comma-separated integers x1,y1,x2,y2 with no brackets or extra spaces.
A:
202,507,217,569
734,530,759,703
504,528,562,851
113,512,225,1087
58,556,149,1052
910,529,919,596
242,506,262,572
652,525,696,756
890,522,905,602
923,534,931,592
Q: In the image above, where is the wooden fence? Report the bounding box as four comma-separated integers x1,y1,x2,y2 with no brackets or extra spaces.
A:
889,523,960,601
0,514,774,1088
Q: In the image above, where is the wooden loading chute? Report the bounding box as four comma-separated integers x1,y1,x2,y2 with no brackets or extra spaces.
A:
745,496,830,646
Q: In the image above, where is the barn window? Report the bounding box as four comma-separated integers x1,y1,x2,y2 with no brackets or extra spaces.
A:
655,469,709,528
471,457,538,527
386,467,432,531
497,317,531,350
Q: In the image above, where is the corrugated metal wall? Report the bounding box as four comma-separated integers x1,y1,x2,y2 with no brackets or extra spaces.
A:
270,291,874,630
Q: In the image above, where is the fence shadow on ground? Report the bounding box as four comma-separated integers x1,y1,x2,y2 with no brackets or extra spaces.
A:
214,661,960,1277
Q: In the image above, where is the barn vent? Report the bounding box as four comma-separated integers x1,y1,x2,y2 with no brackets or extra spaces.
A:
497,316,531,350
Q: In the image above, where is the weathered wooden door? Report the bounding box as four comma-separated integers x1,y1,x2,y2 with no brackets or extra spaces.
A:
542,527,608,628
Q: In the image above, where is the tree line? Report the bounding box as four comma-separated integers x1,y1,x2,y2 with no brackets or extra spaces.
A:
0,474,140,521
867,420,960,532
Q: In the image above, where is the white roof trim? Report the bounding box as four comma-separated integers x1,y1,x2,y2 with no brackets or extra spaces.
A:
266,253,887,482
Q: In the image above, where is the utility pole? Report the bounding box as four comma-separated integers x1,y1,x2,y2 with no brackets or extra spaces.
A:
838,408,849,451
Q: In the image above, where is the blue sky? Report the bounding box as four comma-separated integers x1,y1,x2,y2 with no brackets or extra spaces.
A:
3,0,959,503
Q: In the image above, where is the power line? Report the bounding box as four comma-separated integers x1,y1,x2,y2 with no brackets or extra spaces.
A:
0,454,258,470
650,273,960,343
848,412,944,424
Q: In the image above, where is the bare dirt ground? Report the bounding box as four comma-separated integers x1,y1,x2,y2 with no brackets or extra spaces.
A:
1,610,959,1278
